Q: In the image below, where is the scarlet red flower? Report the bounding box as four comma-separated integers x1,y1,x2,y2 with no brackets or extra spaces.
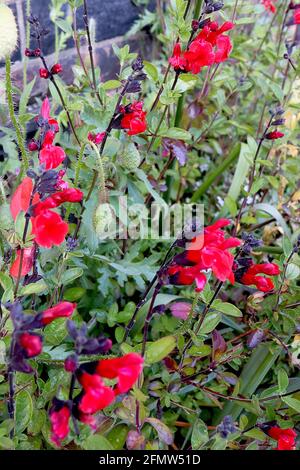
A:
240,262,280,292
32,210,69,248
40,301,76,325
49,399,71,446
268,426,297,450
10,247,35,278
39,97,59,132
39,131,66,169
77,375,115,414
168,264,207,292
88,132,105,144
10,177,40,220
184,39,215,74
265,131,284,140
261,0,276,13
181,21,234,74
120,101,147,135
169,43,187,71
39,68,50,79
51,63,63,74
96,352,144,395
33,188,83,215
19,332,42,357
294,9,300,24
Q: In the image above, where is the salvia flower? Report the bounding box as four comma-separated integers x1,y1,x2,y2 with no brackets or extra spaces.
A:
50,320,143,446
169,20,234,74
294,9,300,24
266,425,297,450
261,0,277,13
239,262,280,292
265,131,285,140
120,101,147,135
5,301,75,373
166,219,241,292
88,132,105,144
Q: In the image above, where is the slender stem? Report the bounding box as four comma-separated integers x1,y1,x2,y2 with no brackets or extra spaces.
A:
5,56,28,175
179,281,223,369
23,0,31,87
274,248,296,310
83,0,103,105
141,285,161,357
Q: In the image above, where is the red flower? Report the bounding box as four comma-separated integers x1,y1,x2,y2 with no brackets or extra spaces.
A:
51,63,63,75
96,352,143,395
39,131,66,169
33,188,83,215
241,262,280,292
294,10,300,24
268,426,297,450
168,264,207,292
184,39,215,74
32,210,69,248
39,97,59,132
77,374,115,414
169,43,187,71
261,0,276,13
39,68,50,79
28,140,39,151
10,247,35,278
88,132,105,144
10,177,40,220
120,101,147,135
265,131,284,140
19,332,42,357
182,21,234,74
40,301,76,325
49,399,71,446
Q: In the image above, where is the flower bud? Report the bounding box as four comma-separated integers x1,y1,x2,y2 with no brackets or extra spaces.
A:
39,68,50,79
0,5,18,60
120,143,141,170
51,63,63,75
64,354,78,372
34,48,41,57
93,203,116,239
28,139,39,151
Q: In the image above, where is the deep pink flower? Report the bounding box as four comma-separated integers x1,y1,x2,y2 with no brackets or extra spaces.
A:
51,63,63,75
33,188,83,215
169,301,191,320
10,177,40,220
39,68,50,79
88,132,105,144
32,210,69,248
40,301,76,325
295,10,300,24
39,97,59,132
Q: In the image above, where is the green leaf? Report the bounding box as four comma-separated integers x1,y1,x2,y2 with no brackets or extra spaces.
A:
161,127,191,141
0,436,14,449
107,424,128,449
191,418,209,449
278,369,289,394
60,268,83,286
253,203,291,236
143,61,159,82
212,300,243,317
145,336,176,364
101,80,122,91
282,396,300,413
44,318,67,346
0,272,13,291
145,418,174,445
83,434,113,450
15,390,33,434
198,312,222,334
20,279,48,296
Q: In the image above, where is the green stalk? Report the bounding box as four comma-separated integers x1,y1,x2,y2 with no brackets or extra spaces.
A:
5,56,28,175
65,143,87,221
89,141,107,203
191,143,240,202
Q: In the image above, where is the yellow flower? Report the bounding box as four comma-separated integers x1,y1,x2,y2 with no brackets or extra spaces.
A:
0,4,18,60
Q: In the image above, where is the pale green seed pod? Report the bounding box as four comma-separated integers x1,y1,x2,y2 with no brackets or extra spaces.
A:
93,203,116,239
120,143,141,171
0,4,18,61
